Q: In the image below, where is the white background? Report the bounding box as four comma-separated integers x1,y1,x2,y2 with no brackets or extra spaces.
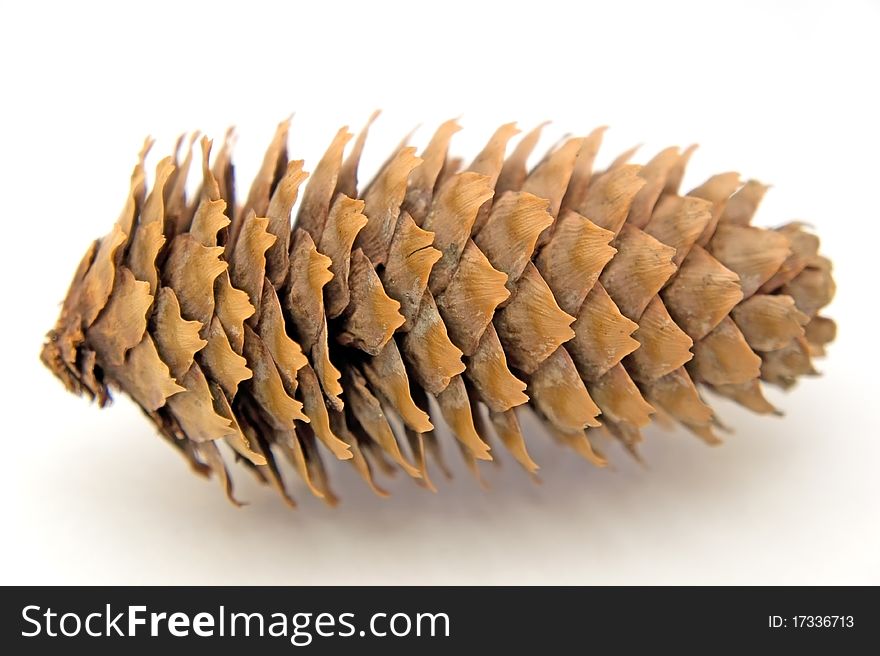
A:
1,0,877,585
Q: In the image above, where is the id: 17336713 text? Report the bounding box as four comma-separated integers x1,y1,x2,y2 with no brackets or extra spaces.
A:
769,616,854,629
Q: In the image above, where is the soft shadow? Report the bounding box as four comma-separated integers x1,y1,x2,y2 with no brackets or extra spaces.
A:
38,393,811,584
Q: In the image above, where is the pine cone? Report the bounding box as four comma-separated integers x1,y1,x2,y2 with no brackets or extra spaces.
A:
41,117,836,505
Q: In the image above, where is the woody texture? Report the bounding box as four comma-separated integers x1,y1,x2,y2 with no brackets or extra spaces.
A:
41,116,836,505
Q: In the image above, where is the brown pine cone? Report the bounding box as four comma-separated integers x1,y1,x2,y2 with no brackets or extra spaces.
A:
40,117,836,505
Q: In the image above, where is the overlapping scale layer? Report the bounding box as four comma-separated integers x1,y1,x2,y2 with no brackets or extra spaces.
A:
41,117,836,504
